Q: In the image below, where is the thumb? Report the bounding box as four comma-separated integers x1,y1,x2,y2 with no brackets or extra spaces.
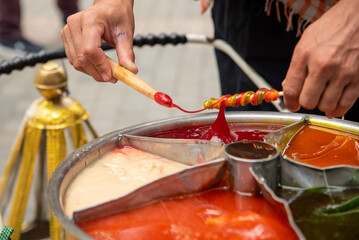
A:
115,32,138,74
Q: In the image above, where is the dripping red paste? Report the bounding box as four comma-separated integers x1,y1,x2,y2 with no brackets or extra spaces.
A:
148,105,283,143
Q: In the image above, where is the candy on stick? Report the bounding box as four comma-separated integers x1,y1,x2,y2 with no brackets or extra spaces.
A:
108,58,282,112
108,57,207,113
203,88,283,109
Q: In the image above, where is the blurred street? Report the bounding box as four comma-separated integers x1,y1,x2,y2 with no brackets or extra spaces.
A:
0,0,220,166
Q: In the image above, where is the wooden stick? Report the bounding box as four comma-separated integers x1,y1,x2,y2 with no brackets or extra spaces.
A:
107,57,157,100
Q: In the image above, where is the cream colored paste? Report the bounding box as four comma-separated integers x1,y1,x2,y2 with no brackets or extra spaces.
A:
63,146,187,216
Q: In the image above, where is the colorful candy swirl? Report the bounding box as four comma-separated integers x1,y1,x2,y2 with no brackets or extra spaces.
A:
203,88,280,109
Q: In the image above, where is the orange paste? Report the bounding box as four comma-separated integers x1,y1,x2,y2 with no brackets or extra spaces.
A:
284,125,359,168
77,188,298,240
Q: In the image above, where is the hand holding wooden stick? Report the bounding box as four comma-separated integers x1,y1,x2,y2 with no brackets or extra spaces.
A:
107,57,157,100
107,57,176,108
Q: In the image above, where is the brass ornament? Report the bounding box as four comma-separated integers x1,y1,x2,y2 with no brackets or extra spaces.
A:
0,62,97,240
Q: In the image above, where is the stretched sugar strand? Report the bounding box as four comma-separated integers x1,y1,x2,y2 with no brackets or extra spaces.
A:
203,88,282,109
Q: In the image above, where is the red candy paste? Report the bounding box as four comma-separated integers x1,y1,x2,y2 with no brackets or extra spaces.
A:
154,92,217,113
154,92,173,108
153,94,280,143
199,105,234,143
148,104,283,144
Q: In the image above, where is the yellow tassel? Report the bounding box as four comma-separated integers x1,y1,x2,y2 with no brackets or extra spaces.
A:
71,123,88,149
46,129,66,240
0,124,25,197
7,126,42,240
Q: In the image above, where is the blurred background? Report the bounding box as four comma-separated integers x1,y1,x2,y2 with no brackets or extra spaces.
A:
0,0,220,168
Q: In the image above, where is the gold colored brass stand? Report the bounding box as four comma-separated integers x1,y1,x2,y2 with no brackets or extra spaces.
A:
0,62,98,240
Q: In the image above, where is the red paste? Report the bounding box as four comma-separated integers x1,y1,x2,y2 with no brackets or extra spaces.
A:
284,125,359,168
154,92,280,143
154,92,208,113
154,92,173,108
78,188,298,240
199,105,235,143
148,122,283,144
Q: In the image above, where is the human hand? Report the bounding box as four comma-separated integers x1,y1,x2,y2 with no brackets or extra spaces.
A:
61,0,138,83
282,0,359,118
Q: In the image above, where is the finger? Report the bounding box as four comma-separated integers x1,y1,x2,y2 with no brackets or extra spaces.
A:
115,31,138,74
67,14,111,82
84,60,108,82
66,14,83,60
61,26,74,65
299,69,329,110
299,59,336,109
61,25,87,74
80,14,115,82
326,83,358,118
282,46,308,112
317,76,347,115
108,78,118,84
66,14,96,77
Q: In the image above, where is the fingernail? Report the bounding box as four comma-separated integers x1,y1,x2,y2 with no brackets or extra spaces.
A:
102,73,110,82
326,114,334,119
109,77,117,84
289,106,300,112
130,62,138,73
125,60,135,69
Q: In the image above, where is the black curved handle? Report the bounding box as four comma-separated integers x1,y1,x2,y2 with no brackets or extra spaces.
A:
0,33,187,75
133,33,186,47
